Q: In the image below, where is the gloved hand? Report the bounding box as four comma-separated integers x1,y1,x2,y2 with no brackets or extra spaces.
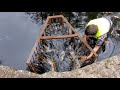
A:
80,58,94,68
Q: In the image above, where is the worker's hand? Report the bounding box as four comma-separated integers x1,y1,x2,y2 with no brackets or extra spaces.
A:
80,56,87,62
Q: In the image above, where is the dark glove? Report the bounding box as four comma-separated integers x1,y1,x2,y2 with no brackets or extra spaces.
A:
80,58,94,68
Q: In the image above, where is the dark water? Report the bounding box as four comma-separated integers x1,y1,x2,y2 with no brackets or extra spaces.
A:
0,12,40,70
111,38,120,56
27,22,84,73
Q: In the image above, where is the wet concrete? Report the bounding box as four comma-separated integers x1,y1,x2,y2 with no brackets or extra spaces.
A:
1,53,120,78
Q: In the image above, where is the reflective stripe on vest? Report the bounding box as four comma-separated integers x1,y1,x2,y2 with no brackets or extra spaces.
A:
86,18,111,38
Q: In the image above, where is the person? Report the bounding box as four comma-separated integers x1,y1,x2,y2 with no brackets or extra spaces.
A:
80,17,113,68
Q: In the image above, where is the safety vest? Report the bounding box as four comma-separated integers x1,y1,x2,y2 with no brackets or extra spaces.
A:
86,18,111,39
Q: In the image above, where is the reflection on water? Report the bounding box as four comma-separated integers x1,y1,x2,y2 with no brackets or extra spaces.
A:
0,12,40,70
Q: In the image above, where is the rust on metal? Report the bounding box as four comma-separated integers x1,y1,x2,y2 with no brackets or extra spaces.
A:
41,34,78,39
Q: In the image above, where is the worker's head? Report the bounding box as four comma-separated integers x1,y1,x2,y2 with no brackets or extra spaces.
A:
85,24,98,37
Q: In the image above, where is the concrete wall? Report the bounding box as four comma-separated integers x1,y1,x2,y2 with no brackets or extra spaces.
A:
0,54,120,78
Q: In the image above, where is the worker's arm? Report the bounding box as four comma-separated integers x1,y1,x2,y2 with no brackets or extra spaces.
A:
84,34,108,61
86,45,100,60
83,33,87,42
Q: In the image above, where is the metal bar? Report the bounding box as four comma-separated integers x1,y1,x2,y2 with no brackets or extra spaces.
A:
40,34,78,39
48,15,63,19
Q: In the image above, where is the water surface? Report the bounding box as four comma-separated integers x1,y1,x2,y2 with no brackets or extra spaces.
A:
0,12,40,70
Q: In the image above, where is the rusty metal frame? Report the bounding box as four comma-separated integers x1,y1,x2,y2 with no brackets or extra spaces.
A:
41,34,78,39
26,15,98,65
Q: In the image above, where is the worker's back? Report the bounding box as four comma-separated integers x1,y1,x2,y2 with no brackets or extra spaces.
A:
87,17,111,38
